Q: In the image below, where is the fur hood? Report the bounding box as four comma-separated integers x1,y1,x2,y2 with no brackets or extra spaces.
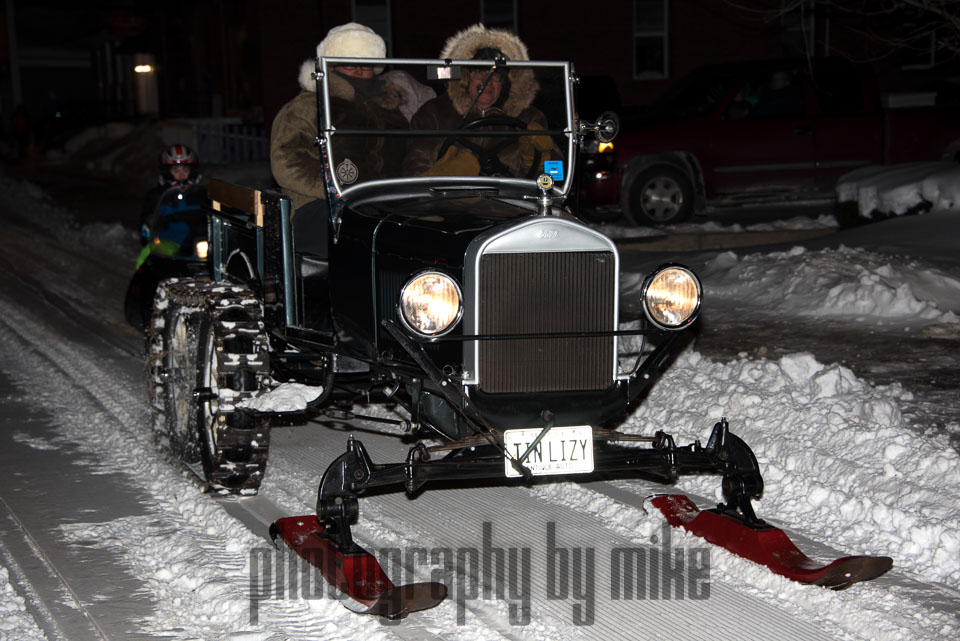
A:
439,24,538,118
296,59,402,110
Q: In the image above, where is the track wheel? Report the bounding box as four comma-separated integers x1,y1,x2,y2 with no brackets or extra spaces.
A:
196,287,271,494
149,278,210,465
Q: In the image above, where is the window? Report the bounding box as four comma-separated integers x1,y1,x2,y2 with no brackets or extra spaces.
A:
745,69,806,118
353,0,392,55
781,0,814,58
633,0,668,80
901,29,936,70
482,0,517,32
811,61,864,113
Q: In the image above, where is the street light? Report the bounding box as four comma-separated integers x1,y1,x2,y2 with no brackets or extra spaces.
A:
133,54,158,114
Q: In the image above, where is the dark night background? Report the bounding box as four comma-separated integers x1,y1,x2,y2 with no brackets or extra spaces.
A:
0,0,957,163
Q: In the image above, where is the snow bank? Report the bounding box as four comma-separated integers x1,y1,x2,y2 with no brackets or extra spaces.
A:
0,175,140,261
694,244,960,324
594,213,837,239
622,347,960,588
0,306,394,641
0,566,48,641
0,176,73,228
47,122,163,187
836,162,960,218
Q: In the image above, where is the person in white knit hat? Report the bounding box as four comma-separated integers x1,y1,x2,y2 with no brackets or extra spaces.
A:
315,22,385,79
270,22,407,225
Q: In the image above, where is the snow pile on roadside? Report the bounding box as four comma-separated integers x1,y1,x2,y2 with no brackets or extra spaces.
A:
532,454,958,641
60,514,255,640
0,176,73,228
622,347,960,588
58,502,372,641
593,213,836,240
695,244,960,323
836,162,960,218
76,220,137,254
673,213,837,234
0,175,139,261
0,306,394,641
46,122,163,187
0,565,48,641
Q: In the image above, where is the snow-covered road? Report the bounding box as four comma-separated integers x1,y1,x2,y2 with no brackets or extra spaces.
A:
1,174,958,640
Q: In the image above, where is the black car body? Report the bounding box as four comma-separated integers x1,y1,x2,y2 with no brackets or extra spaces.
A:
141,57,900,608
149,57,761,531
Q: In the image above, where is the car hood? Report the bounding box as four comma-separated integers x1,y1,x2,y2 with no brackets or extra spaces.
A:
360,193,543,263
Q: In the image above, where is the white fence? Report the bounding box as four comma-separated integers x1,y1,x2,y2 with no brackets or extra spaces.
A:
160,118,268,165
193,119,268,164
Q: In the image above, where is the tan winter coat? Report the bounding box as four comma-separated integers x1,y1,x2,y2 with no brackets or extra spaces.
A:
270,61,407,213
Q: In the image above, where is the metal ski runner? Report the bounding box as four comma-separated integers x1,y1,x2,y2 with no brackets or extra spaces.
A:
269,515,447,618
651,494,893,590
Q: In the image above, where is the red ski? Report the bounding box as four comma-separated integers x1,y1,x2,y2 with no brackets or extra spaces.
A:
651,494,893,590
269,515,446,618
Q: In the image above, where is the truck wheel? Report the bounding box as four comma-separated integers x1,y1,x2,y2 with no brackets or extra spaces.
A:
149,278,209,465
195,287,271,494
622,165,694,225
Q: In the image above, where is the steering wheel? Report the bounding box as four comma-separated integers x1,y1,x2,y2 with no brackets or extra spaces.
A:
436,116,541,178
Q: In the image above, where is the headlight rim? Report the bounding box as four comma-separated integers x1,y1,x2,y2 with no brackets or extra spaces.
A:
398,270,464,337
640,263,702,331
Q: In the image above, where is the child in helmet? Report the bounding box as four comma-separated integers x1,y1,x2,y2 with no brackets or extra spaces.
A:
140,144,203,243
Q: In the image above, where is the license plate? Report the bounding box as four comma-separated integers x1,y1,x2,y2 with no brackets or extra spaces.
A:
503,426,594,478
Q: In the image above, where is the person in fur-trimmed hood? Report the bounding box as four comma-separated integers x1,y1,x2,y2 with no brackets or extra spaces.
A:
405,24,557,178
270,23,407,216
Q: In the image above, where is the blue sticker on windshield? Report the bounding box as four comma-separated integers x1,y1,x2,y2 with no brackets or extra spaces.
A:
543,160,564,181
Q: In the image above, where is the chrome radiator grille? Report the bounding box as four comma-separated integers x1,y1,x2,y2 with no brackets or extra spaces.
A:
477,251,616,393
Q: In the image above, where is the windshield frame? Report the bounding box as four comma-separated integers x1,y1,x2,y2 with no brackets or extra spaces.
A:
315,56,579,207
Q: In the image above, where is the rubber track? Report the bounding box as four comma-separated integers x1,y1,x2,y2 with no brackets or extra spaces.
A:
149,277,272,494
148,279,204,453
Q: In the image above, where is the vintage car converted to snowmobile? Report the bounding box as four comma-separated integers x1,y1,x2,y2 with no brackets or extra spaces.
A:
149,55,891,617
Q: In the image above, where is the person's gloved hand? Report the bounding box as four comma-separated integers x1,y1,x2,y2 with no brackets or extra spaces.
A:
519,121,554,170
421,146,480,177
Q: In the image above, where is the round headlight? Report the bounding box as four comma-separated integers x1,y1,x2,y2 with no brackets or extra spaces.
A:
642,265,701,330
399,272,462,336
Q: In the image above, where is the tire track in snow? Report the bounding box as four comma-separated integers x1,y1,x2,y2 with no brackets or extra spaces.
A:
0,502,76,641
0,293,422,641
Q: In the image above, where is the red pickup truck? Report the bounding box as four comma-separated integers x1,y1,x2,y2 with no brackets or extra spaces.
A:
580,58,960,225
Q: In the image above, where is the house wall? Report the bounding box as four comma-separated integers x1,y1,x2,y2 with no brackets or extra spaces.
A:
257,0,955,122
5,0,953,143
